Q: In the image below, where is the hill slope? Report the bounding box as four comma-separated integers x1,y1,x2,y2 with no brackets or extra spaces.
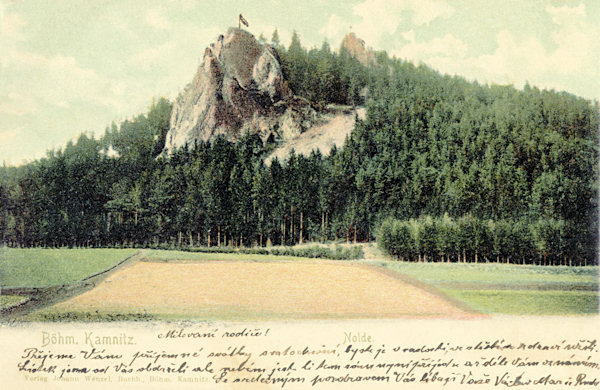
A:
0,29,597,266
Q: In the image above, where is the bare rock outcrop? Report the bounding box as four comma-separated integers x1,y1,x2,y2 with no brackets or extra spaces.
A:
341,32,377,67
164,28,316,153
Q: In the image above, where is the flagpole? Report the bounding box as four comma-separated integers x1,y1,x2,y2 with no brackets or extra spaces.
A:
238,14,248,29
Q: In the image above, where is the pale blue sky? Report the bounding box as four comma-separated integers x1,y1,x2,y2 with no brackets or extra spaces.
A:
1,0,598,165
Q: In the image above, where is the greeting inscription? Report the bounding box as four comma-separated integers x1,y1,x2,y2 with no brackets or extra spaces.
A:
13,327,599,388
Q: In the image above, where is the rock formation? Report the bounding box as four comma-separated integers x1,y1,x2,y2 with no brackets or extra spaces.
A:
341,32,377,67
164,28,316,153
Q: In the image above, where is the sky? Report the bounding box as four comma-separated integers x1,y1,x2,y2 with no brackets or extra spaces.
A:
1,0,598,166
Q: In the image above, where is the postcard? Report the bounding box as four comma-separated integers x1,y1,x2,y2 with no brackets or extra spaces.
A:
1,1,598,388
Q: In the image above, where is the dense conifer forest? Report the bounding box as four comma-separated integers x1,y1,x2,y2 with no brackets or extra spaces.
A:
1,32,598,265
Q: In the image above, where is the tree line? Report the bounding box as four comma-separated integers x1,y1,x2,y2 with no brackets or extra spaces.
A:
0,31,597,265
377,215,590,266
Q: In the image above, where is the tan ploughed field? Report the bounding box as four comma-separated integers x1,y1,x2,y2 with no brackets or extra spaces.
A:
44,260,479,320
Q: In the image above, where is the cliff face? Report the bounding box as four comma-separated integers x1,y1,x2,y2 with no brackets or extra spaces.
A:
164,28,316,153
341,32,377,67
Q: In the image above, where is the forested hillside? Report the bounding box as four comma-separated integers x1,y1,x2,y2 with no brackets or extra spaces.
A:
1,31,598,265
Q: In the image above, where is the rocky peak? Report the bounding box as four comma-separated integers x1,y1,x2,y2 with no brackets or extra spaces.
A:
164,28,315,153
341,32,377,67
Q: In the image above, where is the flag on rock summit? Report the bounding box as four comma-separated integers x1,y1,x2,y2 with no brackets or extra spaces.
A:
239,14,249,28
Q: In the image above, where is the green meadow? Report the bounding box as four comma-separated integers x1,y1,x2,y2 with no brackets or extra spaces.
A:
383,262,598,315
0,248,138,288
0,295,28,310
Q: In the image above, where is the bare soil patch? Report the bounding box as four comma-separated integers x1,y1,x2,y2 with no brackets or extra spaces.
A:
44,260,478,320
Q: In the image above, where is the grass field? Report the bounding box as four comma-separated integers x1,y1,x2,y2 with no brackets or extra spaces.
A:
0,295,28,310
0,248,138,288
142,249,318,262
382,262,599,315
1,247,597,319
